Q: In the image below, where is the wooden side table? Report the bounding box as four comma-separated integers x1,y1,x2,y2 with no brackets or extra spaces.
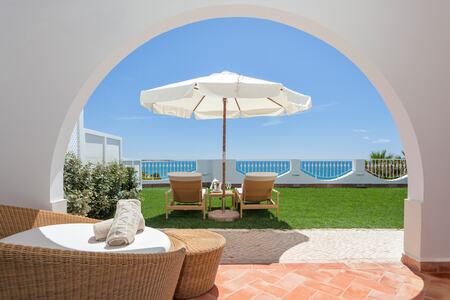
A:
208,190,235,210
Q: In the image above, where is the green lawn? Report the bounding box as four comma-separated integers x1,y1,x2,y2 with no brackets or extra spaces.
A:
141,187,406,229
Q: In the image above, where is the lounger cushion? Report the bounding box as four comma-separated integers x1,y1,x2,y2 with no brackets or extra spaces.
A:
245,172,277,181
239,173,277,202
168,172,202,181
236,187,270,202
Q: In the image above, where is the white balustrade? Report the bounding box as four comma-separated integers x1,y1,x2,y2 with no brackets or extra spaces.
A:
365,159,407,180
122,159,408,186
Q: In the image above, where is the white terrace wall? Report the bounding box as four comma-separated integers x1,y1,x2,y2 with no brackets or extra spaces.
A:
138,159,407,186
1,1,450,263
200,159,407,185
83,129,122,164
66,111,123,164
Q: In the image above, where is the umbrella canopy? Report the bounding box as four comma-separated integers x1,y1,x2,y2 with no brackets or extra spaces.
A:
140,71,312,214
140,71,312,119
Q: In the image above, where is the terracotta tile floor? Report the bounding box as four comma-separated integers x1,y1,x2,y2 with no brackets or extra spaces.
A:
194,262,450,300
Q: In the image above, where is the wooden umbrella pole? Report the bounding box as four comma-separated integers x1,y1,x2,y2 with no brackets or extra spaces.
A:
222,97,227,212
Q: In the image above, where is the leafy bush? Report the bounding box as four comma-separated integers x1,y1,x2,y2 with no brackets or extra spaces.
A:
64,153,140,219
64,153,93,216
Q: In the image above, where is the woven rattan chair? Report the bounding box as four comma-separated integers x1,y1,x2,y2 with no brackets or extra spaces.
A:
165,229,225,299
166,172,207,219
235,172,280,218
0,204,186,300
0,204,98,239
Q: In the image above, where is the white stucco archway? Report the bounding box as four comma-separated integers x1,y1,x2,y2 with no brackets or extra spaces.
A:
53,4,424,207
2,1,449,264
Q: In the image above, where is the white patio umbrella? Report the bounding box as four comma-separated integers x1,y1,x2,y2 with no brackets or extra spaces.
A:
140,71,312,215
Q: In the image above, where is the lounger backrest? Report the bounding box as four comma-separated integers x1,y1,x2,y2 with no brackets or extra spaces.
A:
243,172,277,202
169,172,202,203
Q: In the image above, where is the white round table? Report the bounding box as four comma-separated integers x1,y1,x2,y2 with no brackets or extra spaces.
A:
0,223,171,254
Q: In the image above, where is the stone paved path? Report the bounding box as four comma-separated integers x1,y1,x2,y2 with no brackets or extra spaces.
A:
212,229,403,264
194,262,450,299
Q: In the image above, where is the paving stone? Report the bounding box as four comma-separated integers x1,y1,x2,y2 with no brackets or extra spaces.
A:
213,229,403,264
190,229,448,299
192,263,450,300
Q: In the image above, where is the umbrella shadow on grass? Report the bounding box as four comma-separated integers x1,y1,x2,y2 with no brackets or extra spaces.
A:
145,209,292,230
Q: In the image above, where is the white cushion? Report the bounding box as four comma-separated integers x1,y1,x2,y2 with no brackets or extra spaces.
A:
168,172,202,181
0,223,171,254
245,172,277,181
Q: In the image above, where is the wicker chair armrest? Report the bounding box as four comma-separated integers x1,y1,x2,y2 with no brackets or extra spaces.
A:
43,211,98,224
0,204,98,239
0,241,186,300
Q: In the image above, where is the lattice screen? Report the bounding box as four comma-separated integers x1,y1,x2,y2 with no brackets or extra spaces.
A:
66,120,80,157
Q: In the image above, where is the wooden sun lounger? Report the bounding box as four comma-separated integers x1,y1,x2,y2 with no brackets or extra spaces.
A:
165,172,206,219
235,172,280,219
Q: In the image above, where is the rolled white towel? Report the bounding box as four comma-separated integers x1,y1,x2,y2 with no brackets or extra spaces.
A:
93,213,145,241
106,199,142,246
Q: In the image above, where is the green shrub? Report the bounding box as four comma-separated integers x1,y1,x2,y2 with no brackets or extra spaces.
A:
63,153,140,219
64,153,93,216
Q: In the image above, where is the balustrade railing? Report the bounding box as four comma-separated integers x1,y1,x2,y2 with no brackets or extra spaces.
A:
126,159,408,184
141,160,196,181
301,160,353,180
236,160,290,177
365,159,407,180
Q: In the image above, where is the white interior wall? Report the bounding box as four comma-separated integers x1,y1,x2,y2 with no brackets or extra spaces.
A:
1,1,449,262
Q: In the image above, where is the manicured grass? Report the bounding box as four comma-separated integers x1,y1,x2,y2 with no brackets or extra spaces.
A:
141,187,406,229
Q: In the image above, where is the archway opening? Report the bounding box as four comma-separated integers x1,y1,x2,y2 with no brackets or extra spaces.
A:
51,7,422,216
61,17,415,263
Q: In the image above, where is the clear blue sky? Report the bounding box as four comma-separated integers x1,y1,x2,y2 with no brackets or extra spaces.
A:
84,17,403,160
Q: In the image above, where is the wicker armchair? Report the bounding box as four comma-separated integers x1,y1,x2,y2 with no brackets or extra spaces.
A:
0,204,98,239
0,204,186,300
